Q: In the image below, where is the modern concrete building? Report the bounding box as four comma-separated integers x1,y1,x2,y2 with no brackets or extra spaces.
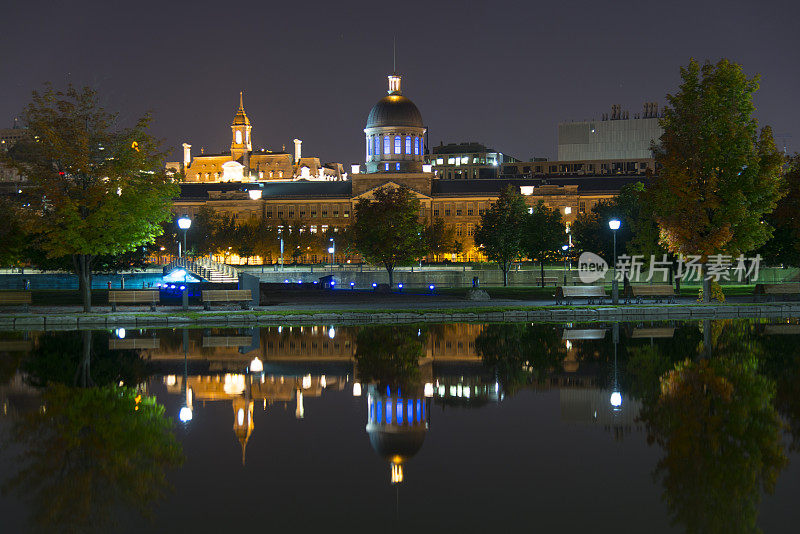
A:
427,142,519,180
558,103,663,161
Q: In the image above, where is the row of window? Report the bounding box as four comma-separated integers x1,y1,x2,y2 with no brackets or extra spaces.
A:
367,135,422,157
266,206,350,219
433,208,485,217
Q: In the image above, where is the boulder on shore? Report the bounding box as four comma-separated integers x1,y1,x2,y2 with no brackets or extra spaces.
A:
465,289,490,301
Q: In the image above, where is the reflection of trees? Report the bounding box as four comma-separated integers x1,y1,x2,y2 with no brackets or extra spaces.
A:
757,329,800,452
354,326,425,387
3,384,184,533
475,324,564,395
23,331,151,388
641,357,787,534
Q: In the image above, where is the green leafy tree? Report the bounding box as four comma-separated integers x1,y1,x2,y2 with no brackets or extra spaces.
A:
641,356,787,534
0,85,178,311
350,186,426,286
0,197,28,268
3,384,184,533
757,155,800,266
186,205,218,257
424,217,456,262
474,185,529,286
523,200,565,287
650,59,785,300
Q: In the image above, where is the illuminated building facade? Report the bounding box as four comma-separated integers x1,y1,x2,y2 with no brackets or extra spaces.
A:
167,93,345,183
428,142,519,180
170,75,647,263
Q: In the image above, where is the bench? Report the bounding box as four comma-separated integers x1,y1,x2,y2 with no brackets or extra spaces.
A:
201,289,252,310
0,291,32,312
625,284,676,304
555,285,607,305
753,283,800,302
109,290,159,311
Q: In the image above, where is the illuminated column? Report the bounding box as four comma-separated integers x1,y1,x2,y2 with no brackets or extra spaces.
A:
182,143,192,168
293,139,302,164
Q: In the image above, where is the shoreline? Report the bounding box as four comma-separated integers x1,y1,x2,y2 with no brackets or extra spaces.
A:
1,301,799,330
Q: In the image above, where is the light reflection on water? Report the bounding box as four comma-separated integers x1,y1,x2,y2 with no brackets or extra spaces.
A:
0,319,799,532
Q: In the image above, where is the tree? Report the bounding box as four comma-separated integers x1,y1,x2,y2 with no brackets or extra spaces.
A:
0,197,29,268
650,59,785,300
424,217,456,262
350,186,426,286
474,185,528,286
523,200,564,287
757,154,800,266
1,85,178,311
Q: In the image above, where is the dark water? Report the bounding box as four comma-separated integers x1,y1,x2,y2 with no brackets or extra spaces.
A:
1,320,799,533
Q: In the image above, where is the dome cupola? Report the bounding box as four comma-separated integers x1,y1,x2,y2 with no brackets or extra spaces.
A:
363,75,427,173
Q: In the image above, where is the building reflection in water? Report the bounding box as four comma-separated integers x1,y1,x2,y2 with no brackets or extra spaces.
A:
365,383,431,484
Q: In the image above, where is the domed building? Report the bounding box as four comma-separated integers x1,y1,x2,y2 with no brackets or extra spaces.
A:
365,383,430,484
364,74,427,174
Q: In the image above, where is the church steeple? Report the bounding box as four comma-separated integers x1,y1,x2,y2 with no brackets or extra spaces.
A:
231,92,252,161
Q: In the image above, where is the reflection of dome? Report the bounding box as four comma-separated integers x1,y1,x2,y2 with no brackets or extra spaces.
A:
366,95,424,129
368,427,426,463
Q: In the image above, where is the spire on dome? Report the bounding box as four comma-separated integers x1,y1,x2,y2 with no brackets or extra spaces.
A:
232,91,250,126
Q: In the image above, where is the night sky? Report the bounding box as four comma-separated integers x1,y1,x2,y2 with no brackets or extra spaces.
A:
2,0,798,164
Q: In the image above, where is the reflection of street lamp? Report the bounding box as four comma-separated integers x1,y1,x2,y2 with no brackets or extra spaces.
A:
177,216,192,258
610,322,621,412
179,329,193,423
278,232,284,271
609,219,621,304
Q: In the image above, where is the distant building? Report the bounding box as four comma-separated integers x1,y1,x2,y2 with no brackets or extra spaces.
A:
427,142,519,180
167,93,345,183
558,102,663,161
0,120,27,183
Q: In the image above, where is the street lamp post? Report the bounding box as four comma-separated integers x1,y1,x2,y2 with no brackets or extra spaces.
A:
561,244,569,285
328,237,335,272
609,219,621,304
177,216,192,259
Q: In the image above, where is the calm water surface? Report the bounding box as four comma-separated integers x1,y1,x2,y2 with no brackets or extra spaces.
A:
1,320,799,533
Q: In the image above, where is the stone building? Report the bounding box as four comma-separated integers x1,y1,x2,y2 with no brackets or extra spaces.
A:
172,74,647,263
167,93,345,183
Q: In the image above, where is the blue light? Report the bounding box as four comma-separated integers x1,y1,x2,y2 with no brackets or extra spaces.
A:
372,282,377,288
169,284,176,289
284,279,290,283
376,402,382,423
429,284,435,291
386,385,390,397
398,283,403,289
330,280,335,286
407,400,413,423
156,283,161,287
386,401,392,424
397,401,403,424
179,285,185,291
297,280,302,284
350,281,355,287
416,399,422,422
313,281,318,285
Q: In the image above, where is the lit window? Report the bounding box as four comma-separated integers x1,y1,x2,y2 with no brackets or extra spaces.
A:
414,138,420,155
405,136,411,154
385,163,389,171
375,136,380,155
367,138,372,156
396,163,400,171
437,158,444,165
384,136,390,155
235,131,242,144
394,136,401,154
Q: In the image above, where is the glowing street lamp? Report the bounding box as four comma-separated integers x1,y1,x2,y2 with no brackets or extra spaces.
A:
177,216,192,258
328,237,335,270
562,244,569,285
609,219,621,304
